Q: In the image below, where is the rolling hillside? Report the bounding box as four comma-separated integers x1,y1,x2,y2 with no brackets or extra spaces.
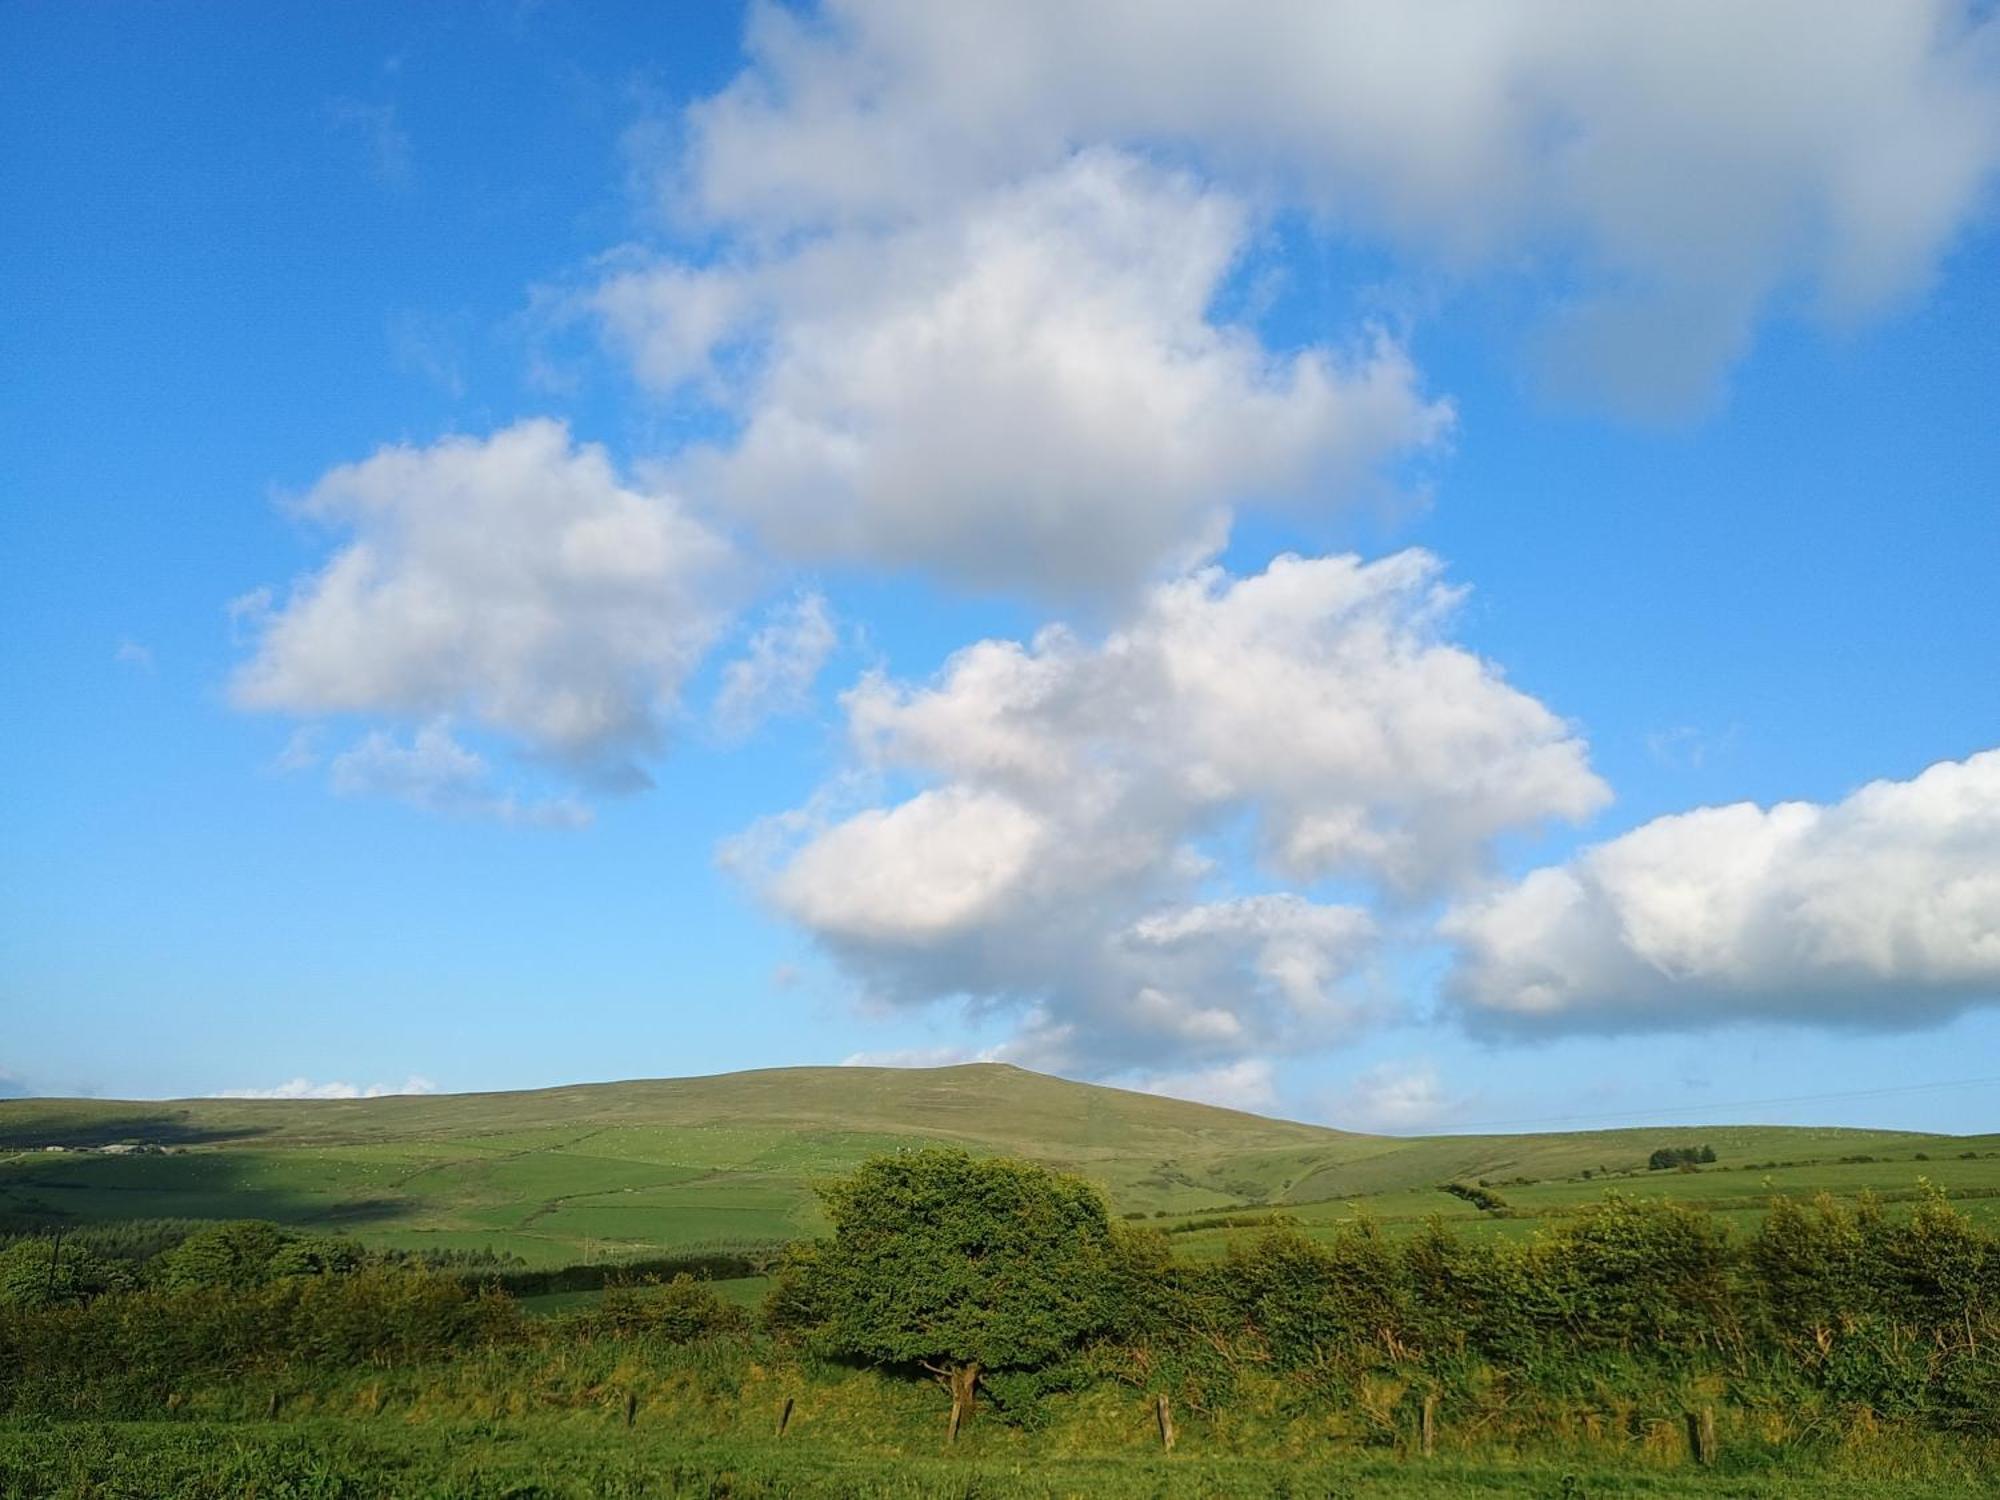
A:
2,1063,1993,1267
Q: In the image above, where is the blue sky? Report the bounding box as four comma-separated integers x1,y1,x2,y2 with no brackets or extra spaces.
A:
4,2,1999,1133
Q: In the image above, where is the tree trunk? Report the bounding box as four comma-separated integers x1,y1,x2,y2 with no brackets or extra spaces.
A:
946,1362,980,1442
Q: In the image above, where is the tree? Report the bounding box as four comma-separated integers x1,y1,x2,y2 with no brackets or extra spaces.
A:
152,1220,361,1291
794,1149,1123,1438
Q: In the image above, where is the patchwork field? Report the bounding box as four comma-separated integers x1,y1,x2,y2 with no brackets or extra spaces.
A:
2,1063,1995,1269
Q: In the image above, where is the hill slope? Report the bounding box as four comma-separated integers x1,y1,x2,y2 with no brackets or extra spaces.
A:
2,1063,1991,1266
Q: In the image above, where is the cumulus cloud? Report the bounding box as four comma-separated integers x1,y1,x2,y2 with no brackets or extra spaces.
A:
231,419,734,789
1329,1059,1456,1133
674,1,2000,411
733,549,1603,1071
213,1075,439,1101
1444,747,2000,1033
329,723,593,828
714,591,838,738
595,151,1448,599
1122,1058,1280,1114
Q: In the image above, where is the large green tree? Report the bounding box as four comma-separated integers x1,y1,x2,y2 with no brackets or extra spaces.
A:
795,1149,1123,1437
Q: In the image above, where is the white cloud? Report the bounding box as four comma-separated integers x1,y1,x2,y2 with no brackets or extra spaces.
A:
734,548,1603,1071
841,1044,990,1069
665,1,2000,415
114,639,154,671
231,419,734,789
714,591,838,738
1330,1059,1456,1133
213,1075,439,1101
1444,747,2000,1033
595,150,1449,600
329,722,593,828
1122,1058,1279,1114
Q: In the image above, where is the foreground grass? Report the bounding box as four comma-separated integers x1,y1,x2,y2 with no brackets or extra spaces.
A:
0,1420,1988,1500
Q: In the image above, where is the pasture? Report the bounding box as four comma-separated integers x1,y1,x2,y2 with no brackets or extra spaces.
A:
3,1064,1994,1272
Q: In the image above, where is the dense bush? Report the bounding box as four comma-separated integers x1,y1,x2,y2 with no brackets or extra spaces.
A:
0,1237,135,1307
0,1266,521,1414
1649,1145,1717,1170
152,1220,367,1291
3,1162,1996,1443
585,1273,751,1342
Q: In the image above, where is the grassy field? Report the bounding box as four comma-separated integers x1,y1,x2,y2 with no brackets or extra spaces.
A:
1,1419,1988,1499
2,1063,1995,1269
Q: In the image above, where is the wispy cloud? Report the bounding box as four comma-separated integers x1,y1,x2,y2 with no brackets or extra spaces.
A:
212,1075,438,1101
329,722,593,829
326,98,412,187
714,592,837,739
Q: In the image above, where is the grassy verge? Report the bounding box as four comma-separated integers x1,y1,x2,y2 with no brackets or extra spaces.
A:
0,1420,1989,1500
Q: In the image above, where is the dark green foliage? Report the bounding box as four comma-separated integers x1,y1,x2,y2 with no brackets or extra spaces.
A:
793,1150,1124,1377
0,1267,521,1415
0,1237,135,1307
152,1220,364,1292
0,1216,209,1264
1210,1219,1411,1368
1440,1181,1509,1213
583,1272,751,1342
1648,1145,1717,1170
458,1245,775,1297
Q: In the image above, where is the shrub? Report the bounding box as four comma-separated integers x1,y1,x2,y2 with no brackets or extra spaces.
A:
151,1221,363,1293
589,1274,750,1342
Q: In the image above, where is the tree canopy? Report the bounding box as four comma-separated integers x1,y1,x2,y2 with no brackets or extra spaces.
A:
788,1149,1126,1432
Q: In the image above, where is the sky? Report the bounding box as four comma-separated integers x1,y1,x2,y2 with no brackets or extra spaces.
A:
3,1,1999,1135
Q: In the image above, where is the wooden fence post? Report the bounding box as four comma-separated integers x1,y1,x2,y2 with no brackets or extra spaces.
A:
775,1395,795,1437
1155,1392,1175,1453
1421,1392,1436,1458
1686,1407,1716,1464
623,1390,637,1429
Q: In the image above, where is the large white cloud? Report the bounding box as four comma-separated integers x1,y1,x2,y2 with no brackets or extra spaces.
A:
232,420,734,787
734,549,1604,1070
675,1,1999,412
596,151,1449,599
1444,748,2000,1033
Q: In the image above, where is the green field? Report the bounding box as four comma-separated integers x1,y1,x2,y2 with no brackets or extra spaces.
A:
3,1063,1995,1270
0,1419,1986,1499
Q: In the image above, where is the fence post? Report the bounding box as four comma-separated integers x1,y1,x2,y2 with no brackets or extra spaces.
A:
1421,1392,1436,1458
1686,1407,1716,1464
776,1395,795,1436
623,1390,637,1429
1155,1392,1175,1452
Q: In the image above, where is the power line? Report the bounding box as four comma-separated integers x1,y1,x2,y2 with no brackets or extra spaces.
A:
1439,1074,2000,1133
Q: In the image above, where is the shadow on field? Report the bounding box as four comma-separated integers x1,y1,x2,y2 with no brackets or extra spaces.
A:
0,1108,271,1151
0,1144,425,1235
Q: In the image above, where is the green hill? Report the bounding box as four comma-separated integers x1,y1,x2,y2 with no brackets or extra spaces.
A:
2,1063,1993,1267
